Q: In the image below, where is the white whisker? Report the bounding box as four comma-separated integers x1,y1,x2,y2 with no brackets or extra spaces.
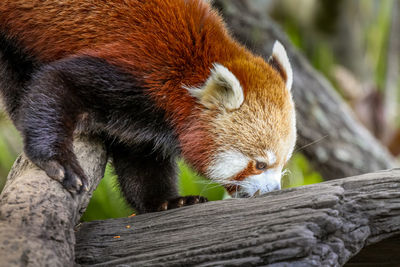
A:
294,135,329,154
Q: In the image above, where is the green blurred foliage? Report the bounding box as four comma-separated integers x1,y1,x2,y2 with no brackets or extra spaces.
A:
364,0,393,90
81,165,133,221
282,154,323,188
280,0,395,92
178,161,228,201
0,118,22,191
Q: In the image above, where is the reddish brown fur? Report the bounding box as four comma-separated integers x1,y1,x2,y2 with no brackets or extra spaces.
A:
0,1,242,123
0,0,278,118
0,0,292,173
179,115,217,174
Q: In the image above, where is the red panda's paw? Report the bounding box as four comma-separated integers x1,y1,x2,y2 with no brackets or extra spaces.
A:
61,163,89,194
157,196,208,212
37,159,88,194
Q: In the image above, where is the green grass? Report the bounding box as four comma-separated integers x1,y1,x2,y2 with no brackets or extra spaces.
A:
81,165,133,221
0,122,22,191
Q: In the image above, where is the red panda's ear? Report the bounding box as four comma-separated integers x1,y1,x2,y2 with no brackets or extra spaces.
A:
185,63,244,110
268,41,293,90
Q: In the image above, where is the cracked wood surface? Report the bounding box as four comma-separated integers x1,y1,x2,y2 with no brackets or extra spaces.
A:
75,169,400,267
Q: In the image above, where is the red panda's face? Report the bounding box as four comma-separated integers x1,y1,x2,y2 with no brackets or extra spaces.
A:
206,93,296,197
183,41,296,198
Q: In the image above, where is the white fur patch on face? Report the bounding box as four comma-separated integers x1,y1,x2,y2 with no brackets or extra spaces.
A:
265,150,277,166
235,168,282,198
207,150,249,181
270,41,293,91
184,63,244,110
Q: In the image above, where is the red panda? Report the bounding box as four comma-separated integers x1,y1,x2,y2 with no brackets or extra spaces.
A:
0,0,296,212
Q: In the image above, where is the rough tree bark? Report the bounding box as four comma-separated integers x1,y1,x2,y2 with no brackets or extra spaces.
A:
214,0,396,180
0,137,107,266
75,169,400,266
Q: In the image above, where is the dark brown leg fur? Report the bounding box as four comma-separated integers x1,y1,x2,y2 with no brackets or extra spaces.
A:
110,142,207,213
1,43,207,209
20,64,87,192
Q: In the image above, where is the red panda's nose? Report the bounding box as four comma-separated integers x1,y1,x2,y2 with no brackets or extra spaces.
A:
233,168,282,198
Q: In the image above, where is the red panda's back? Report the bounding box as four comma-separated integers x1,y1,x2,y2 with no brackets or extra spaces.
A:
0,0,240,68
0,0,252,124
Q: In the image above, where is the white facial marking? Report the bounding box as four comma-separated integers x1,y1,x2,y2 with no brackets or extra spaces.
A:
235,168,282,198
272,41,293,91
207,150,249,181
265,150,277,165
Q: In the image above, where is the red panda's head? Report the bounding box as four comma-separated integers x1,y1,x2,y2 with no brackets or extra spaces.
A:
181,41,296,198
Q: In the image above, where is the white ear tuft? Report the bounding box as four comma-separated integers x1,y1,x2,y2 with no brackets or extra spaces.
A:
185,63,244,110
268,41,293,91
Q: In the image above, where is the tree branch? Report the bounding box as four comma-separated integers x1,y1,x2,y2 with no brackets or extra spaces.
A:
0,137,107,266
75,169,400,266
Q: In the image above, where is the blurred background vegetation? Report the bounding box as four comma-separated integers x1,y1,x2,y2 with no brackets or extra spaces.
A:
0,0,398,221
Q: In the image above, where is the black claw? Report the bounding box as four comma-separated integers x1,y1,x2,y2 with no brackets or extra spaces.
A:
36,159,87,194
156,196,208,212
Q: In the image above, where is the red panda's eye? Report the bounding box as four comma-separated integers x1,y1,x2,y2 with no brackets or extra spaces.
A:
256,161,268,171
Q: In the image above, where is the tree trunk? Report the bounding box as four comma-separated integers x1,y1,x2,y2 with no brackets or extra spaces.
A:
0,137,107,266
75,169,400,267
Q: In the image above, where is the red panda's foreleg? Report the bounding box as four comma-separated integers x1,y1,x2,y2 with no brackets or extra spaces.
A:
20,60,89,192
18,55,173,193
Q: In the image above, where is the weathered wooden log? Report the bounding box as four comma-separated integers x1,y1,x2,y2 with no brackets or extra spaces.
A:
75,169,400,267
0,137,107,266
214,0,397,180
